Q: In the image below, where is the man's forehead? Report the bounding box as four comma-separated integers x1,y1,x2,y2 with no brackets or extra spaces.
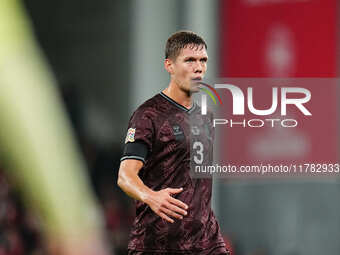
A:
178,44,208,57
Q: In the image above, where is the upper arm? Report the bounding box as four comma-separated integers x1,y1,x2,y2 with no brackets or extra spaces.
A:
120,109,155,164
119,159,144,177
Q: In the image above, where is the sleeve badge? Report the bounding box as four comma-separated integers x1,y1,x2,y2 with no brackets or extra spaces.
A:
125,128,136,143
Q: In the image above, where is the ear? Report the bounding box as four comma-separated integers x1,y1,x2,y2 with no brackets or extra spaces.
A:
164,58,174,74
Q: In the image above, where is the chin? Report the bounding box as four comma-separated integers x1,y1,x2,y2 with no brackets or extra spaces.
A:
190,86,200,93
189,83,201,93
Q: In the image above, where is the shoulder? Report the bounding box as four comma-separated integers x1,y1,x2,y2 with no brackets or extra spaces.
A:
130,93,165,122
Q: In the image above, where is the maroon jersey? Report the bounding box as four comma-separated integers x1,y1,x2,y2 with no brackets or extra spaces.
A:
121,92,226,253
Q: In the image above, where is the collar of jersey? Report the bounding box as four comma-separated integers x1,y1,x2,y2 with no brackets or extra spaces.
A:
159,92,196,113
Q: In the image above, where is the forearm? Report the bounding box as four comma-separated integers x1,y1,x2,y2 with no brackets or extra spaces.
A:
117,160,188,223
117,160,154,203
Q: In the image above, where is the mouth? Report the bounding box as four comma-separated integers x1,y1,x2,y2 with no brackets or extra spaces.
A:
191,77,202,81
191,77,202,86
191,78,211,90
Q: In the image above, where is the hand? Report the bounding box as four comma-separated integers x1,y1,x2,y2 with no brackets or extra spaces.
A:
145,187,188,223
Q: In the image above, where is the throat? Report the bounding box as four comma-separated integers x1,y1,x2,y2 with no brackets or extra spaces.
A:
162,87,193,110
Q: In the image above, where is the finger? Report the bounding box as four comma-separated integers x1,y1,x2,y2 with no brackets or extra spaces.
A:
168,196,188,210
159,212,174,223
161,207,183,220
165,202,187,216
167,187,184,194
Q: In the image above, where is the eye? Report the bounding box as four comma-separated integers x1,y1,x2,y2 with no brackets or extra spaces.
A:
185,58,195,62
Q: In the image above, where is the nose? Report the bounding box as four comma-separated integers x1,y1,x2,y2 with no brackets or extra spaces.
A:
194,61,203,73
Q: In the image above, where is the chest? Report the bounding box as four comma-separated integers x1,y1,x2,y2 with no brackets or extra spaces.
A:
154,112,214,156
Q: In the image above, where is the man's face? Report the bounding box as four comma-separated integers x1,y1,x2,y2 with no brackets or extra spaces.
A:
166,44,208,93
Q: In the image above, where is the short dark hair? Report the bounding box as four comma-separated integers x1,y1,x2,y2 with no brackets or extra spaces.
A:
165,31,207,60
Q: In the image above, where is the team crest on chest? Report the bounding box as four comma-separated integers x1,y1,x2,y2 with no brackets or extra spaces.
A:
191,126,200,135
125,128,136,143
172,125,184,141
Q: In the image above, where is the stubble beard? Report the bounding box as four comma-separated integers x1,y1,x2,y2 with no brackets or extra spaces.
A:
180,83,200,97
173,77,200,97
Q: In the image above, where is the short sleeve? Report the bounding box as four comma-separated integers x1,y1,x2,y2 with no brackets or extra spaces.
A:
120,109,154,163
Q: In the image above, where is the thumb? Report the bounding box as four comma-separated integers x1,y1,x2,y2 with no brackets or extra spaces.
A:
167,187,184,194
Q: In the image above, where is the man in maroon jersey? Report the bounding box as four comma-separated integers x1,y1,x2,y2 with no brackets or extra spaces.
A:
118,31,228,254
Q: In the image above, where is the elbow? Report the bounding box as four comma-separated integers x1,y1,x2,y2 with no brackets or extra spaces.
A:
117,174,123,189
117,169,125,190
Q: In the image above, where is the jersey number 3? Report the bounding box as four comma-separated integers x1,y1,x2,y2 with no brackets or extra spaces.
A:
193,141,204,164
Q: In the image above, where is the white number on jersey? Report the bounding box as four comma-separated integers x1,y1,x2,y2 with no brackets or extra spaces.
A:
193,141,204,164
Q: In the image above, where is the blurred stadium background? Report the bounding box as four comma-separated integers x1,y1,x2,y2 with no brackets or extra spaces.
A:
0,0,339,254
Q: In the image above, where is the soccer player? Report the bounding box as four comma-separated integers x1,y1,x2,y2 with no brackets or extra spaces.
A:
118,31,228,254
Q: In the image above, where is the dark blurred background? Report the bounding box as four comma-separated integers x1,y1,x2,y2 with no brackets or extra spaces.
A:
1,0,339,255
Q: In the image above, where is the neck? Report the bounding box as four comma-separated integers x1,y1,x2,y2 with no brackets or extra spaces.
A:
162,82,192,109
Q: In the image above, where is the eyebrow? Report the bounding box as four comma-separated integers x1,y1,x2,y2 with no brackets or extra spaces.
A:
184,56,208,61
